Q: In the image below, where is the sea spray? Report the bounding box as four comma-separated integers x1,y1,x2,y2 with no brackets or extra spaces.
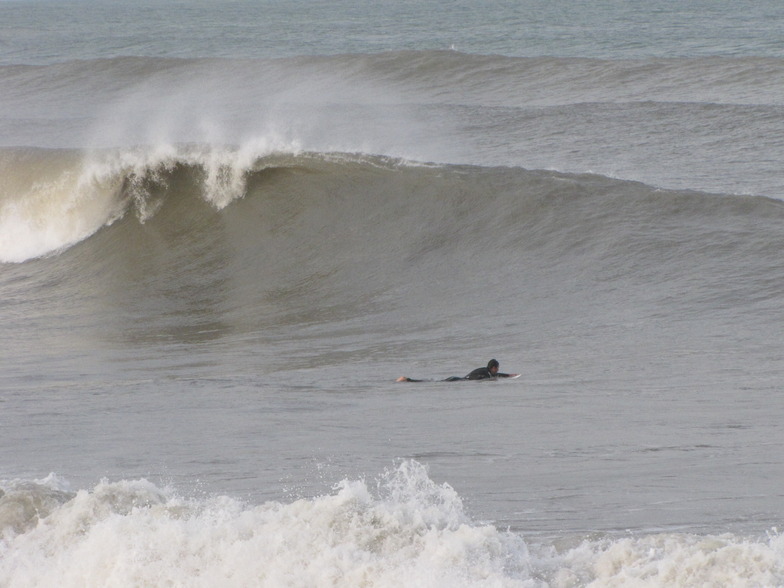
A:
3,464,783,587
0,462,533,588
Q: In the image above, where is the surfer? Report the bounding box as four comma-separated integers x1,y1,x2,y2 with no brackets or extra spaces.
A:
396,359,518,382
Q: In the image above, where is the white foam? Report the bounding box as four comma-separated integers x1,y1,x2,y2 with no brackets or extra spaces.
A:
0,163,127,263
0,462,531,587
2,464,783,587
544,531,784,587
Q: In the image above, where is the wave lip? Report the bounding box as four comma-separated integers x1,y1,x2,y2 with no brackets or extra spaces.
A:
0,140,301,263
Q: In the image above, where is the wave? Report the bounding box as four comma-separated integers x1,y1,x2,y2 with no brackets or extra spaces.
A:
3,142,784,265
4,143,784,353
1,462,782,587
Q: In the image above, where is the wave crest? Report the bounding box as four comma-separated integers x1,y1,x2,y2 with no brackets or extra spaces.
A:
0,140,304,263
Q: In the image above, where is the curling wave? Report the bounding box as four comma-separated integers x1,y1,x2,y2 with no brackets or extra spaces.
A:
0,141,304,263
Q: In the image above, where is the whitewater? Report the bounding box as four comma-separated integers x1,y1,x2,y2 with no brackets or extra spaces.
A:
2,1,784,586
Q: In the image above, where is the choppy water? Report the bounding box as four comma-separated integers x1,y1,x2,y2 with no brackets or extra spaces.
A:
2,1,784,586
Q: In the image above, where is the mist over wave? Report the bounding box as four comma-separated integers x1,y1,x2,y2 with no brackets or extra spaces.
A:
3,52,784,200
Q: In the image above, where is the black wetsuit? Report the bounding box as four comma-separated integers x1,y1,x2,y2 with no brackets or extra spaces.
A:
463,367,512,380
441,367,512,381
400,367,512,382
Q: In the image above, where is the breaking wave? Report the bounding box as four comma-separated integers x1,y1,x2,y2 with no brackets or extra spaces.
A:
4,140,784,266
1,462,782,587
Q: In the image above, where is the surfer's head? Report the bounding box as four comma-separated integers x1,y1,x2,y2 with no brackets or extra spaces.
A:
487,359,499,374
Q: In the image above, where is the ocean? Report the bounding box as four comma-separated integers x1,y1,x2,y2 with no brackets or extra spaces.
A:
2,0,784,585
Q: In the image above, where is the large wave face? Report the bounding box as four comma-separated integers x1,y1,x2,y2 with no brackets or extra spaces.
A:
3,147,783,366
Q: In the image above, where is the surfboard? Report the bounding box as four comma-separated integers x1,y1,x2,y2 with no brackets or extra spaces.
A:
396,374,520,382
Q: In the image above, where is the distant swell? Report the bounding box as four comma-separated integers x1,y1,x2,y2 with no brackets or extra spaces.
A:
3,53,784,106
